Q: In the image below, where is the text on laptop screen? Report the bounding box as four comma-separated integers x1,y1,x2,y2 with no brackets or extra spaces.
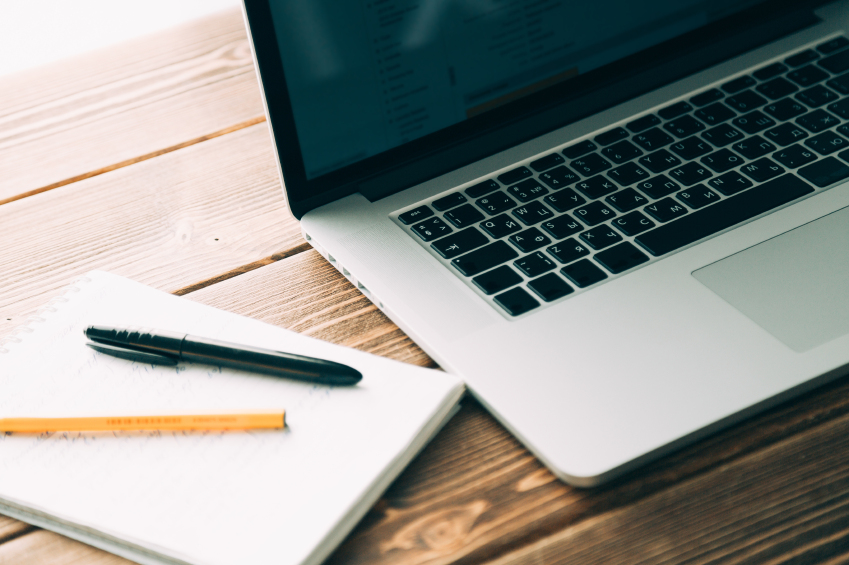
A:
269,0,760,180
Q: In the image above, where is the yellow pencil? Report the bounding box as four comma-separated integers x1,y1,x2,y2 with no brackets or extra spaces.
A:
0,411,285,433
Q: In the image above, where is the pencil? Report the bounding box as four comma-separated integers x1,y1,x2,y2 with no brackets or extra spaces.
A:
0,411,286,433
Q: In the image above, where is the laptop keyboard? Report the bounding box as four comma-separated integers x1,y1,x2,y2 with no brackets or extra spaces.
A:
393,37,849,317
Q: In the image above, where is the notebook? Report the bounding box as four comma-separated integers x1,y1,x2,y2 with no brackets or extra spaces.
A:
0,271,464,565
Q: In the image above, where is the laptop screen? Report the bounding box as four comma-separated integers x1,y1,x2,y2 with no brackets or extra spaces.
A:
269,0,762,180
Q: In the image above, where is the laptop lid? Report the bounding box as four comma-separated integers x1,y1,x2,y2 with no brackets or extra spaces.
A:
243,0,821,219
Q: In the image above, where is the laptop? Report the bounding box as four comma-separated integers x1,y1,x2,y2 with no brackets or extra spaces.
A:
242,0,849,486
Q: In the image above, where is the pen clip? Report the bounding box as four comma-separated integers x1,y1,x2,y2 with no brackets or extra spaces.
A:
86,341,179,366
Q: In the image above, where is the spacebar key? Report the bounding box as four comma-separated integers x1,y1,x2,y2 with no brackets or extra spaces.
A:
635,173,813,256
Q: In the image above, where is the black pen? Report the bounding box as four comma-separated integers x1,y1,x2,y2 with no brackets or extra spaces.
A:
84,325,362,386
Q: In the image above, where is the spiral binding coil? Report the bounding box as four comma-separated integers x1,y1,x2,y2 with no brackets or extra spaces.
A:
0,276,92,354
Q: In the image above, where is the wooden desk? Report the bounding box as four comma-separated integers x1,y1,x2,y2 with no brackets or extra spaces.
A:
2,9,849,564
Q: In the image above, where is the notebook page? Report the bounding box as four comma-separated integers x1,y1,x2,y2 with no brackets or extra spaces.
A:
0,271,462,565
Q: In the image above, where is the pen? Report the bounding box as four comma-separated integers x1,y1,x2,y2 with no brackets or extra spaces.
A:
84,325,362,386
0,411,286,433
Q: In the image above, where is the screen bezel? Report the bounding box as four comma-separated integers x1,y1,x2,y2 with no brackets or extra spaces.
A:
243,0,819,219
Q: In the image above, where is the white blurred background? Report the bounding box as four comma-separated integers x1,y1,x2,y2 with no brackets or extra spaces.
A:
0,0,240,77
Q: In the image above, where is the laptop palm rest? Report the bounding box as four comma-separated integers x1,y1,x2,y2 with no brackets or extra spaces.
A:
693,205,849,353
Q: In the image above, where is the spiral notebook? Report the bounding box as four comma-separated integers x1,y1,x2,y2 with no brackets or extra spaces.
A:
0,271,464,565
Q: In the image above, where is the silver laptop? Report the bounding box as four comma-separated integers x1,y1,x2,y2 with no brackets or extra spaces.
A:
242,0,849,485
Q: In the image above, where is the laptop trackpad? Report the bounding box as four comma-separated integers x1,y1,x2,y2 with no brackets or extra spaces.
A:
693,206,849,352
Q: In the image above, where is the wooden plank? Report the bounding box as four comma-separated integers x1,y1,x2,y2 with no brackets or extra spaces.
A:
0,123,303,335
0,530,133,565
0,517,32,545
482,410,849,565
0,8,265,203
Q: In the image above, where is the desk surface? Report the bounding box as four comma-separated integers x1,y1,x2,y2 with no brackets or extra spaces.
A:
2,9,849,565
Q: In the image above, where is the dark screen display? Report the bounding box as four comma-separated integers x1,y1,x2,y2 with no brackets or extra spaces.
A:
269,0,761,180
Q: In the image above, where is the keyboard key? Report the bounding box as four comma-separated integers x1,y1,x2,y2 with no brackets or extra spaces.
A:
772,144,818,168
432,192,467,211
411,217,453,241
635,175,680,199
827,99,849,119
817,37,849,54
476,192,517,215
472,265,522,295
547,238,590,264
595,127,629,146
644,197,688,222
507,178,548,202
540,214,583,239
796,85,840,108
819,49,849,74
561,259,608,288
732,110,775,134
514,252,557,277
605,188,649,212
494,287,539,316
452,240,519,276
796,109,841,133
664,115,706,138
512,201,555,225
764,97,808,121
444,203,485,228
827,73,849,95
701,148,744,173
702,123,744,147
722,75,756,93
574,175,618,199
708,170,753,196
574,201,617,226
639,148,681,173
740,158,785,183
805,130,848,155
626,114,661,132
570,153,612,176
480,214,522,238
544,187,586,212
611,211,655,236
538,165,581,189
764,123,809,146
466,179,500,198
695,102,736,125
724,90,766,113
753,62,788,80
607,162,650,186
658,101,693,119
635,174,813,256
732,135,776,159
508,227,552,253
632,127,674,151
527,273,573,302
594,242,650,274
580,225,623,250
668,162,713,186
669,136,712,159
840,125,849,138
691,89,724,107
786,49,819,67
602,140,643,163
431,227,489,259
676,184,720,209
563,139,597,159
798,156,849,187
756,77,798,99
529,153,565,172
787,65,830,87
497,166,533,185
399,205,433,225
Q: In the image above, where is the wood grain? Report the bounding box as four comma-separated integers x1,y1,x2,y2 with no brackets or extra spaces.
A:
0,530,133,565
0,123,303,335
0,8,264,203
